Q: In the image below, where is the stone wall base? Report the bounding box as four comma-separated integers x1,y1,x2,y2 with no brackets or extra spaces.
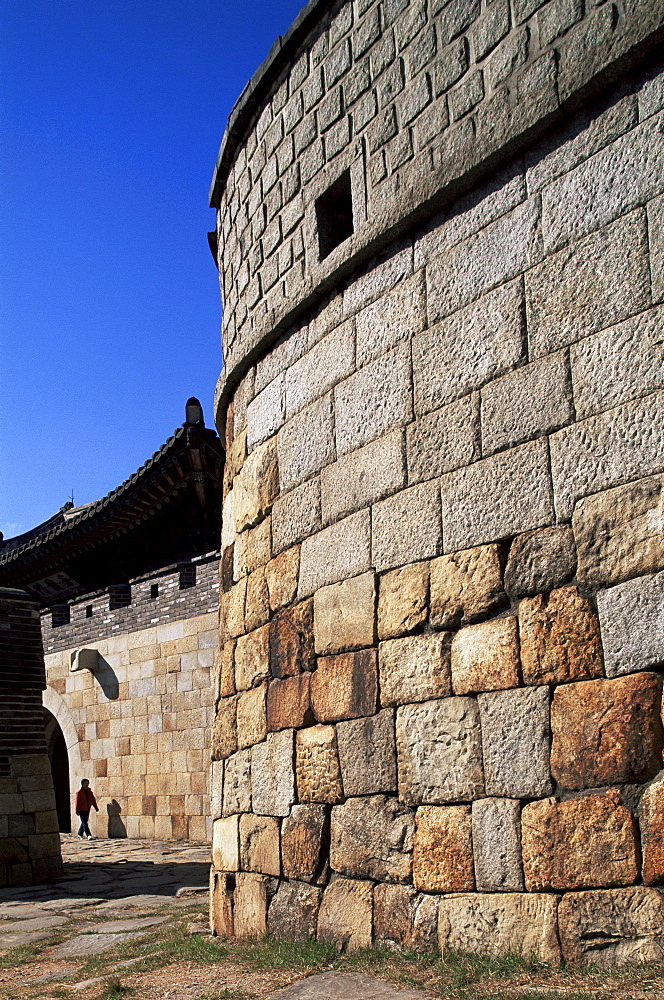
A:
0,753,63,888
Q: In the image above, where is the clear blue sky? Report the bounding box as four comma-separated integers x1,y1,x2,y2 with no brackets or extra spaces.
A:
0,0,305,537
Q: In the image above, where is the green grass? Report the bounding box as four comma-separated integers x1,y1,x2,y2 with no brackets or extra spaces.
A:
97,980,135,1000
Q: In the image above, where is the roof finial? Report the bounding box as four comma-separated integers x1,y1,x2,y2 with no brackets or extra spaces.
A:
185,397,204,426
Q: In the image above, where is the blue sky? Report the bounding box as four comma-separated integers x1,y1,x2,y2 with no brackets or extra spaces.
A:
0,0,305,537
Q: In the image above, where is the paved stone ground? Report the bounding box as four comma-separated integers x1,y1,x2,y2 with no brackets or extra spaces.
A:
270,972,428,998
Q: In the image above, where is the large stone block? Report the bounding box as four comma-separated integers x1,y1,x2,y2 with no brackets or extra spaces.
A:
356,270,425,365
336,709,397,796
267,675,312,731
251,729,295,817
378,561,429,640
234,625,270,691
441,438,554,551
639,772,664,886
244,567,270,632
571,303,664,422
234,438,279,532
311,649,378,722
239,813,280,876
221,579,246,640
334,342,412,457
438,892,561,964
210,871,234,937
478,687,552,798
396,697,484,805
320,430,406,526
236,683,267,750
550,392,664,519
313,572,376,655
233,873,269,940
414,279,525,415
296,725,343,804
650,191,664,302
504,525,576,598
558,887,664,966
406,393,480,483
246,374,285,452
215,641,236,701
379,634,452,706
481,351,574,455
277,392,335,492
330,795,414,883
267,880,323,942
519,586,604,685
521,791,639,891
211,696,238,761
317,877,373,953
212,815,239,872
269,600,315,678
283,319,355,419
430,543,506,629
281,803,327,882
596,572,664,678
234,517,271,581
472,798,524,892
271,478,321,554
451,617,520,695
373,884,438,952
298,509,372,598
372,480,442,572
413,805,474,892
222,749,251,817
265,546,300,611
573,475,664,589
526,210,650,359
550,673,663,789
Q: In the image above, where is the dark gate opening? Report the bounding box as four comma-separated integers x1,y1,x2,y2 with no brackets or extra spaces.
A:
44,708,70,832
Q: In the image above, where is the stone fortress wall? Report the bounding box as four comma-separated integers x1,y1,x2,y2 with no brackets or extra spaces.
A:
42,555,219,841
209,0,664,965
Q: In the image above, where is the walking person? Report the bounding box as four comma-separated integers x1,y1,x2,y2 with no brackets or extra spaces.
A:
75,778,99,840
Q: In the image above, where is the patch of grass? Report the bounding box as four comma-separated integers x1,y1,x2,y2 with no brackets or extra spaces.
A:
97,979,135,1000
233,936,338,971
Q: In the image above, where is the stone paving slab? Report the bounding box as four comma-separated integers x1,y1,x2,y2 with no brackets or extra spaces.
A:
77,916,168,933
0,914,68,933
269,972,430,999
53,930,150,958
0,931,54,949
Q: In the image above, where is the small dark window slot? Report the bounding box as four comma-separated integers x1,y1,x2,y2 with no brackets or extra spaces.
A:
179,563,196,590
51,605,70,628
150,583,159,599
109,584,131,610
316,169,353,261
85,605,93,618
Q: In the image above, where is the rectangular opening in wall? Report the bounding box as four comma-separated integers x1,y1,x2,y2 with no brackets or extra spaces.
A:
85,605,93,618
150,583,159,599
316,168,353,261
51,605,70,628
179,563,196,590
109,584,131,610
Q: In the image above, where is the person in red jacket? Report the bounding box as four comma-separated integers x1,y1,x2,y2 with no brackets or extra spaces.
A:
75,779,99,840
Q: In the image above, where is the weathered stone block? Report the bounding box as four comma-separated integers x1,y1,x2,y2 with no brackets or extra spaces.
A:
551,391,664,520
334,342,413,457
639,772,664,886
596,572,664,678
234,518,271,581
221,579,246,640
397,698,484,805
313,572,376,655
649,191,664,302
283,318,355,419
481,351,574,455
441,438,554,551
212,815,239,872
296,725,343,804
233,873,269,940
277,392,335,492
550,673,663,789
267,674,312,731
413,805,474,892
504,525,576,598
210,871,234,937
559,887,664,966
236,683,267,750
330,796,414,883
373,884,438,952
234,438,279,532
235,625,270,691
222,748,251,817
311,649,378,722
298,509,372,598
269,600,315,678
265,546,300,611
430,543,505,629
215,641,236,700
246,374,285,452
479,687,552,798
379,634,452,706
406,394,480,483
336,709,397,796
356,270,425,365
252,729,295,817
472,798,524,892
267,880,323,941
244,567,270,632
573,475,664,589
438,892,561,964
211,696,237,761
239,813,280,876
317,877,373,953
451,617,520,695
271,478,321,554
372,480,442,573
211,759,224,819
378,562,428,640
281,803,327,882
527,210,650,359
521,791,639,891
320,430,406,526
519,586,604,686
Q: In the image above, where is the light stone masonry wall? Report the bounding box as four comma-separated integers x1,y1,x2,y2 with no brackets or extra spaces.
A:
209,0,664,967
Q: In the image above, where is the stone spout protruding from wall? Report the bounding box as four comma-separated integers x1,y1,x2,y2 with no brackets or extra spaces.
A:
70,647,99,672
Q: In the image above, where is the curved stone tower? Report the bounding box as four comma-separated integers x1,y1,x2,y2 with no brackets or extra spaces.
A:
209,0,664,964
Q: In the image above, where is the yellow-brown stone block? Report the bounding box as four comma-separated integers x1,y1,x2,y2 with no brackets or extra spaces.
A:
265,546,300,611
211,695,237,761
239,814,281,876
267,674,312,731
233,873,269,939
245,566,270,632
377,561,429,640
430,544,505,629
313,572,376,655
639,772,664,886
519,586,604,685
296,725,343,804
311,649,377,722
236,682,268,749
269,600,315,678
235,625,270,691
451,617,521,695
221,578,246,640
413,805,474,892
281,803,326,882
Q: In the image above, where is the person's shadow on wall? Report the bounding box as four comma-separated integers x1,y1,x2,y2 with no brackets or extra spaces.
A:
107,799,127,838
